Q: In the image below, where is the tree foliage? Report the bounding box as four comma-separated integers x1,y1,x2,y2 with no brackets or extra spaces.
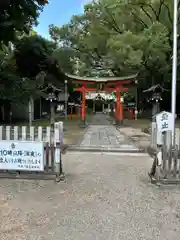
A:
0,0,48,47
0,1,66,102
14,35,63,79
12,35,64,100
0,43,23,101
49,0,179,89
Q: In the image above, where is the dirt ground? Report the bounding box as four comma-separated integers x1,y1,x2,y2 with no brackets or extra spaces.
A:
63,124,85,145
1,153,180,240
62,116,92,145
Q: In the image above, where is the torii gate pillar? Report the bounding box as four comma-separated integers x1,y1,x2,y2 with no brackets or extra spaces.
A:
74,84,96,124
104,83,128,125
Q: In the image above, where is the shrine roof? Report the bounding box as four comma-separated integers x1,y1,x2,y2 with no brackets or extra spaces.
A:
143,84,168,92
66,73,138,83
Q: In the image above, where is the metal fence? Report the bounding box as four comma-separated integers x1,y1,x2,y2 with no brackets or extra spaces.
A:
149,123,180,184
0,122,65,182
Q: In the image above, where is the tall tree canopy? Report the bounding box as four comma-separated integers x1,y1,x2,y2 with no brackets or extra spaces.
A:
49,0,179,90
0,34,65,101
0,0,48,46
14,35,63,79
0,1,66,102
6,34,64,101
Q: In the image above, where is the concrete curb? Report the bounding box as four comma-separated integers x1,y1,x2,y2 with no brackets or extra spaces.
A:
66,151,149,156
66,146,145,153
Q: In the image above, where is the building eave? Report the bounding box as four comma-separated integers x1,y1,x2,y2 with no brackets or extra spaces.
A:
65,73,138,83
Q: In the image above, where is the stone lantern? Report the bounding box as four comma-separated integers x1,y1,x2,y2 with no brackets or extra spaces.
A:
143,84,167,121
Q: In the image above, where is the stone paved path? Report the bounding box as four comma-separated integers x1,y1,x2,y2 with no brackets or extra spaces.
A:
78,114,139,152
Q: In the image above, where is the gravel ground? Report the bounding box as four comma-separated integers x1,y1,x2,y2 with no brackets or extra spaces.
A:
1,152,180,240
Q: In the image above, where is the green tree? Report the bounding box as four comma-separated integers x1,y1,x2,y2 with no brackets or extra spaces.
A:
0,0,48,47
0,42,30,101
53,47,75,74
0,0,49,102
0,34,65,102
49,0,176,89
14,35,65,97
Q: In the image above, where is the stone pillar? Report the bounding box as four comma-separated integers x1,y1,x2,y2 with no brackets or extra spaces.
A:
108,104,110,115
93,100,95,113
32,98,34,121
152,102,160,122
102,103,105,113
50,101,55,124
28,97,34,126
39,97,42,118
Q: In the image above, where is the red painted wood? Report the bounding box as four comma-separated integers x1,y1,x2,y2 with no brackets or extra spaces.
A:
129,108,133,120
72,80,97,84
104,84,128,121
119,103,124,121
70,106,73,120
104,87,128,92
81,90,85,121
85,88,97,91
104,80,132,86
74,87,97,92
74,88,85,92
74,84,97,121
116,89,120,121
75,107,78,120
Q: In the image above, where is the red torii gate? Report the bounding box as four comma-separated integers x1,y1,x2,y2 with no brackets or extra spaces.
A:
66,73,138,124
74,84,96,122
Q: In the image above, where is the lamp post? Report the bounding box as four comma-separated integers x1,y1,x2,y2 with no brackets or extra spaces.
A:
64,80,68,120
46,92,56,124
143,85,164,122
171,0,178,144
135,79,138,111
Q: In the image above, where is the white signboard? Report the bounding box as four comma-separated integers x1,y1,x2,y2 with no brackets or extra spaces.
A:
85,92,115,100
0,141,44,171
156,111,173,132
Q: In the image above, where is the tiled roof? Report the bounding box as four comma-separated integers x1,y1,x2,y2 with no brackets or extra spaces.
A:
65,73,138,83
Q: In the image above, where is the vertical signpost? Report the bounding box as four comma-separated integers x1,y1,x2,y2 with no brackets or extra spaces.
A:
149,111,174,180
156,111,173,133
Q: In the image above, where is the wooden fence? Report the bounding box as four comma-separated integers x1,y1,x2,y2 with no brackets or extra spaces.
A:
149,123,180,184
0,122,65,182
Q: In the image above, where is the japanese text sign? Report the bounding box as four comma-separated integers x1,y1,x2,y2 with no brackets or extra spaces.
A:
0,141,44,171
156,111,174,132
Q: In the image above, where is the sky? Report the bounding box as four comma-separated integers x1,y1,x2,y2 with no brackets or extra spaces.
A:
35,0,90,39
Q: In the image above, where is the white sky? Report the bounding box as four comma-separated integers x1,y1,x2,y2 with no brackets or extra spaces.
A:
80,0,93,11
